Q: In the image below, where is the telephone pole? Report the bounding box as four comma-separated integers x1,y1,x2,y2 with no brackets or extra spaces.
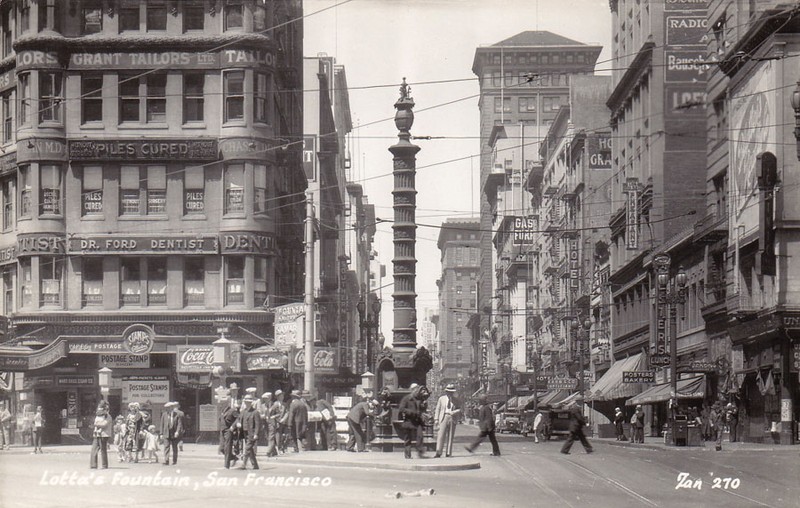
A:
304,190,316,392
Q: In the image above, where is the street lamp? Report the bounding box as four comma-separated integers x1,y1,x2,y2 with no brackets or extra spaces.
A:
663,265,688,424
570,318,592,401
98,367,112,401
357,298,382,373
791,80,800,160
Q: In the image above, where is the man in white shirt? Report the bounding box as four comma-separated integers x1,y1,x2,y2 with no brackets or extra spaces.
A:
434,384,460,458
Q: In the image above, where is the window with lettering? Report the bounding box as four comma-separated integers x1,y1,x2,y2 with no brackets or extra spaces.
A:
2,265,13,314
18,165,31,218
82,259,102,306
254,164,268,214
183,1,204,31
39,72,63,123
145,166,166,215
38,0,60,33
82,2,102,34
146,0,167,31
120,166,140,215
225,257,245,304
183,73,204,123
184,257,204,305
39,165,62,215
18,73,30,126
82,166,103,216
225,1,243,31
82,75,103,123
2,179,12,230
40,257,61,306
254,72,270,124
2,91,12,143
147,257,167,305
120,2,140,31
120,258,141,305
183,166,204,215
254,257,267,305
224,163,244,214
223,71,244,122
19,257,31,308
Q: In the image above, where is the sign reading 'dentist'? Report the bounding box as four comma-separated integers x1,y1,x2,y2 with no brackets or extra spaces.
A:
69,139,218,161
68,236,218,254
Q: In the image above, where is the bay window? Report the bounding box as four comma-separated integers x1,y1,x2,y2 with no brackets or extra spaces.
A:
18,165,30,218
184,257,204,305
119,73,166,124
225,257,244,304
18,73,30,126
120,258,141,305
82,259,103,306
82,166,103,216
39,165,62,215
40,257,62,306
254,164,267,214
19,0,30,34
254,72,270,123
120,2,140,31
223,71,244,122
183,1,204,31
2,6,12,57
39,72,63,123
119,74,140,122
223,164,244,214
19,258,31,307
254,0,268,31
146,73,166,123
2,179,12,230
147,257,167,305
82,3,103,34
183,166,205,215
2,91,11,143
38,0,60,33
2,265,13,314
254,257,267,306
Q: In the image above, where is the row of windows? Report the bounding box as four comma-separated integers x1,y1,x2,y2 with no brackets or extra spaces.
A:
4,255,268,311
8,70,272,130
485,71,571,89
488,52,588,66
493,96,563,114
0,163,273,226
1,1,269,38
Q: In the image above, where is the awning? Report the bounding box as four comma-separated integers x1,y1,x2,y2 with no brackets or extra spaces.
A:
626,375,706,406
585,353,646,402
554,392,581,408
538,389,571,406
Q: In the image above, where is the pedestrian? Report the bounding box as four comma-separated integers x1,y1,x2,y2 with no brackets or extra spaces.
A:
265,390,284,457
113,415,126,462
346,397,374,452
710,402,724,451
238,395,260,470
316,395,338,451
632,405,645,443
0,401,11,450
287,389,308,453
464,394,500,456
123,402,142,462
613,407,625,441
434,384,460,458
725,402,738,442
220,399,240,469
31,405,44,454
257,392,272,447
90,402,113,469
561,398,593,455
532,409,544,443
160,401,185,465
399,385,429,459
700,405,711,441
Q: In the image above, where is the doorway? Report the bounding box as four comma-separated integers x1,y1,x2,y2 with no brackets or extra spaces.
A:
42,392,66,445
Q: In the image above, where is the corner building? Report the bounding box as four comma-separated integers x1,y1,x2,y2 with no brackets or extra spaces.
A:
0,1,305,445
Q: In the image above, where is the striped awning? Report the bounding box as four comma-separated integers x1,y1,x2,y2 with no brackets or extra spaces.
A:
585,353,646,402
626,375,706,406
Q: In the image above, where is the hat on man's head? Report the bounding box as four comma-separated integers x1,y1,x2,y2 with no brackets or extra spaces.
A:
274,389,283,397
243,394,255,402
164,402,175,408
245,387,258,394
445,384,456,392
615,407,621,412
261,392,272,399
636,404,642,409
290,389,301,397
409,383,419,390
478,394,488,404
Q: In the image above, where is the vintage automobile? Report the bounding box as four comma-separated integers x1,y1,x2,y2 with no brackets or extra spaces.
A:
519,405,571,440
497,408,522,434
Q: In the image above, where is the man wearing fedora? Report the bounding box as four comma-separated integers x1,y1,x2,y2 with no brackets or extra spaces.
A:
287,390,309,452
238,395,260,469
160,402,185,465
560,396,593,455
434,384,460,458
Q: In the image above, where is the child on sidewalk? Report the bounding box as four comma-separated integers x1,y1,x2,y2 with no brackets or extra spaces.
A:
113,416,126,463
143,424,160,464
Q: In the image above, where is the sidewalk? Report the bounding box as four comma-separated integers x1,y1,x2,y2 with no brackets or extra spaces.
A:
0,443,482,472
593,436,796,453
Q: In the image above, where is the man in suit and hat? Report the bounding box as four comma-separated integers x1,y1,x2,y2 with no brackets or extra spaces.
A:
160,402,185,465
465,394,500,456
434,384,460,458
398,385,430,459
287,389,309,452
237,395,260,469
266,390,286,456
561,396,593,455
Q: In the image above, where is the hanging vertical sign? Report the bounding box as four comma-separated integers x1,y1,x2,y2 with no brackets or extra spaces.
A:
651,253,671,367
623,178,641,250
569,238,579,289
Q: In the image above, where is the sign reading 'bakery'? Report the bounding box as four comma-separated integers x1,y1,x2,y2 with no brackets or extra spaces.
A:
68,139,218,161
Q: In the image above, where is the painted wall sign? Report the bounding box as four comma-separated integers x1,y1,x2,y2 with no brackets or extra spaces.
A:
245,351,287,371
0,152,16,176
512,216,536,245
16,50,60,70
69,139,218,161
290,347,338,374
56,375,95,386
69,342,125,353
665,50,711,83
622,371,656,383
68,235,218,254
99,353,150,369
218,137,278,161
68,49,275,70
16,234,65,256
219,232,276,254
302,136,316,180
587,134,612,169
122,375,169,405
122,324,155,355
17,138,67,162
547,377,577,390
623,178,641,250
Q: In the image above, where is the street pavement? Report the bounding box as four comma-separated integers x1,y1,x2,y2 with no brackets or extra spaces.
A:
1,425,797,508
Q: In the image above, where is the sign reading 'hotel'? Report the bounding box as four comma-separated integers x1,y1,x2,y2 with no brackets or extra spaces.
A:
68,139,218,161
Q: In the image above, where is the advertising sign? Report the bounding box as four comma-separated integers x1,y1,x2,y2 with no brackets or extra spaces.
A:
28,341,68,371
665,50,710,83
623,178,641,250
122,324,154,355
199,404,219,432
68,235,218,254
665,14,709,47
176,346,215,373
68,139,218,161
587,134,612,169
623,371,656,383
68,49,275,70
303,136,317,180
245,351,287,371
67,392,78,418
99,353,150,369
56,376,95,387
290,347,338,374
547,377,577,390
512,216,536,245
569,238,579,289
274,303,306,349
122,375,169,405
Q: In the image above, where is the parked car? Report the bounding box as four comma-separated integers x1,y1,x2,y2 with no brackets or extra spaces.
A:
497,409,522,434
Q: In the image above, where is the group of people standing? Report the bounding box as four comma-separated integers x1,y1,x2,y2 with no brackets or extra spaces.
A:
89,400,185,469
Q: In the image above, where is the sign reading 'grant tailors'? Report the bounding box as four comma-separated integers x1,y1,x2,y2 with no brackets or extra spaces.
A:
68,139,218,161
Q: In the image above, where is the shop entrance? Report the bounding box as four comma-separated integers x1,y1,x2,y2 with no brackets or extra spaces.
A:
42,392,66,445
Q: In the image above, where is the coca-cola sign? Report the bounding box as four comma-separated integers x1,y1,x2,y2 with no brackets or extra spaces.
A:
290,347,338,374
176,346,215,373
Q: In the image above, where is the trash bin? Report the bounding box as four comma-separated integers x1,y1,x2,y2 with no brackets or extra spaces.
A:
673,420,688,446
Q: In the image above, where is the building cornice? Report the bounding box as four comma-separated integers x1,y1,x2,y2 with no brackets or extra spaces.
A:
606,41,654,119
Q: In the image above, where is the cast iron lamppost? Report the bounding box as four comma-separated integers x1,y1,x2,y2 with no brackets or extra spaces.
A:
570,318,592,402
791,80,800,160
98,367,112,402
357,298,382,374
657,264,687,431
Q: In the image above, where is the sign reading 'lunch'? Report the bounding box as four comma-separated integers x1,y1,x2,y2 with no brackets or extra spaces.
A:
68,139,218,161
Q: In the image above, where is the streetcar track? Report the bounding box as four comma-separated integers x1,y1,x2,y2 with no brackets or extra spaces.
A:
565,459,659,507
501,455,578,508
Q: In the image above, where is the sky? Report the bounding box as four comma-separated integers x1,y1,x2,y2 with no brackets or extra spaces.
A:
303,0,613,346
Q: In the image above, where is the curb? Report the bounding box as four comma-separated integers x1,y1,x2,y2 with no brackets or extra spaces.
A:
596,439,790,453
185,453,482,472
